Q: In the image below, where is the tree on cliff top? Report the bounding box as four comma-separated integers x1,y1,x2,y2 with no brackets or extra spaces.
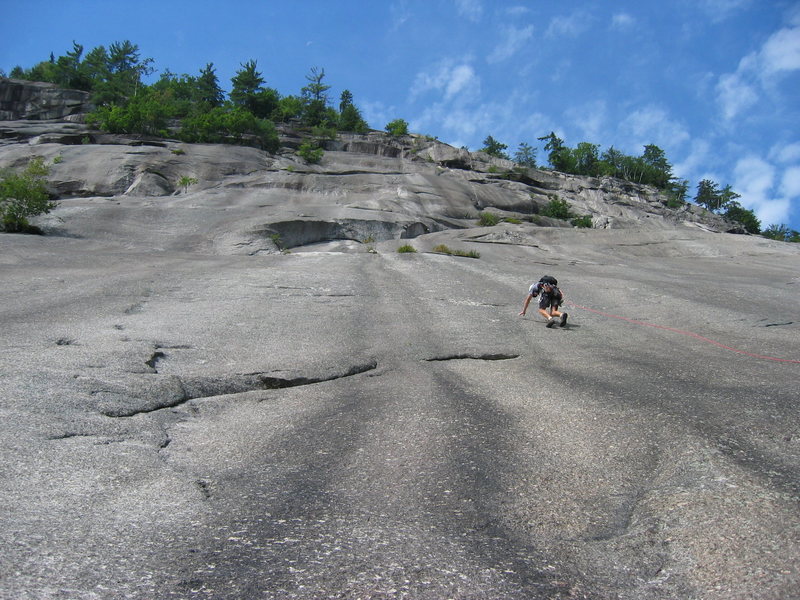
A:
230,60,279,119
480,135,509,159
338,90,369,133
301,67,335,127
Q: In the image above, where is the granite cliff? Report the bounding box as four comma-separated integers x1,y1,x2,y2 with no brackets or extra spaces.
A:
1,81,798,599
0,77,745,247
0,78,93,121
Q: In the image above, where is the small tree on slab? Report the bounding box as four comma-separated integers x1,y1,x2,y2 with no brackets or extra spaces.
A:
0,157,57,233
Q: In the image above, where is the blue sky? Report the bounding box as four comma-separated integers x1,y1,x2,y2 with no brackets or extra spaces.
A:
2,0,799,231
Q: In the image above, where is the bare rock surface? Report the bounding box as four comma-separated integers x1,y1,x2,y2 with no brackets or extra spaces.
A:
0,78,93,120
1,112,799,599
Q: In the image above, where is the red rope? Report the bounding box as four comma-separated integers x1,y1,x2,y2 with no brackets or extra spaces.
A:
567,302,800,364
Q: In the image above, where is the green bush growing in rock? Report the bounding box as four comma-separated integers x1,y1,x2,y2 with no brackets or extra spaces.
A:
178,176,198,193
571,215,593,228
178,107,279,152
433,244,480,259
665,197,686,209
455,249,481,258
297,141,324,164
385,119,409,136
270,233,292,253
724,201,761,234
477,212,500,226
540,197,573,220
397,244,416,253
0,157,57,233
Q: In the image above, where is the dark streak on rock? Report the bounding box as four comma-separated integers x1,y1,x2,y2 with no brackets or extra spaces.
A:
426,353,520,362
47,432,93,440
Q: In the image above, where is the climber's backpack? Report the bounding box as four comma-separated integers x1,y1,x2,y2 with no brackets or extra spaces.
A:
539,275,558,286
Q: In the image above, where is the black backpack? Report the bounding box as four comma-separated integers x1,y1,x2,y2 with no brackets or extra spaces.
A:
539,275,558,286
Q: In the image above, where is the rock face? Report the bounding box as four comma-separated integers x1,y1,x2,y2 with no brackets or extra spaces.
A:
0,124,740,252
0,105,742,248
2,83,798,600
0,78,93,120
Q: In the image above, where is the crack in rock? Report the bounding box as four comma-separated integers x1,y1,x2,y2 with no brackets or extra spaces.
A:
46,432,96,440
145,350,166,371
46,432,125,445
425,353,520,362
196,479,213,500
101,360,378,418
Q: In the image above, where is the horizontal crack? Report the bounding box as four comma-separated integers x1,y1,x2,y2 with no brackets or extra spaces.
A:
46,432,96,440
425,353,520,362
103,360,378,418
255,359,378,387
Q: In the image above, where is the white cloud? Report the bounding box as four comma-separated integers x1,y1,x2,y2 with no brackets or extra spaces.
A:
546,11,592,38
611,13,635,30
518,111,557,142
715,22,800,120
390,2,411,30
455,0,483,22
732,155,791,226
715,72,759,121
759,26,800,75
410,87,544,151
408,58,489,145
771,142,800,163
780,166,800,198
412,102,494,147
695,0,752,22
673,138,712,180
360,99,396,131
619,105,690,151
410,60,480,102
565,100,608,143
445,65,478,99
506,6,530,17
488,25,534,63
735,155,774,197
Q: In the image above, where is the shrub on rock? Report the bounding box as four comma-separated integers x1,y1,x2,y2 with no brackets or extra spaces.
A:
0,157,57,233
